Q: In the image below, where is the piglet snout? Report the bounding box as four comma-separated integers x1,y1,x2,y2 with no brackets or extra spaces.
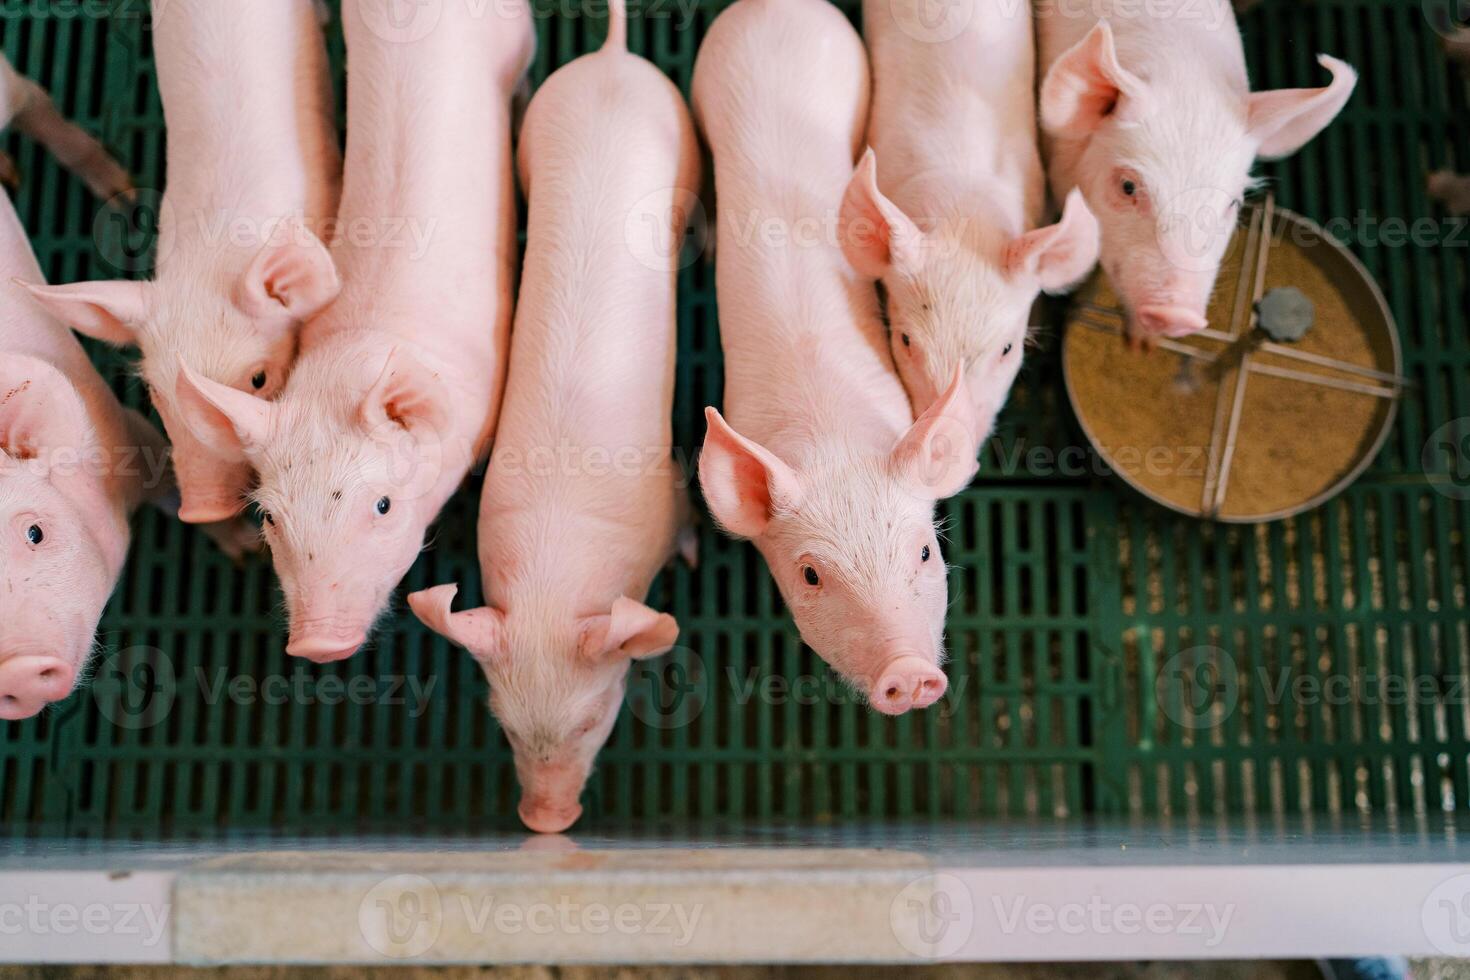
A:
1133,305,1209,339
518,799,584,835
285,630,366,664
0,655,76,721
869,655,948,716
168,425,252,524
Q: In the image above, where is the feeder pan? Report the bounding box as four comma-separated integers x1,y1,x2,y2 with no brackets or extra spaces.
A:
1061,198,1405,523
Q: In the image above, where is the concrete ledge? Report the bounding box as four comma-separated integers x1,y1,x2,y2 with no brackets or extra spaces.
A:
1,820,1468,964
173,848,929,964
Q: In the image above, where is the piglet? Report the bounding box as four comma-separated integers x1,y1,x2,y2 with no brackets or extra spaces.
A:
1036,2,1357,339
176,0,535,663
1429,171,1470,216
1428,30,1470,216
0,53,132,200
22,0,342,524
692,0,974,715
0,195,166,720
410,0,697,834
842,0,1098,456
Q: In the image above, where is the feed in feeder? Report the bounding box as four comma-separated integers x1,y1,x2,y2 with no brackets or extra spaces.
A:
1062,197,1406,522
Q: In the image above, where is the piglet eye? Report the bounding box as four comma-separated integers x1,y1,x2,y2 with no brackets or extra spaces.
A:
921,545,931,562
25,524,43,545
1122,179,1137,197
900,333,911,348
262,511,275,527
802,565,820,586
376,496,392,516
1002,343,1013,357
251,370,267,391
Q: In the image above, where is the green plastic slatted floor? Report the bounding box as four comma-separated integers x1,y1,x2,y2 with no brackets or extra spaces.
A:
1,0,1467,835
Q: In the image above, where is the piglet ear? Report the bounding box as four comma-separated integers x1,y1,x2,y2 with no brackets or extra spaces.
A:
408,584,506,663
580,596,679,664
1248,54,1357,160
839,148,926,280
1039,20,1148,137
699,407,803,539
0,355,91,462
890,363,978,500
234,216,340,322
17,279,149,346
1006,188,1100,293
174,358,274,461
359,347,449,438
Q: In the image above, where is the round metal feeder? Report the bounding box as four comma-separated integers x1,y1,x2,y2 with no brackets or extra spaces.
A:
1062,198,1404,523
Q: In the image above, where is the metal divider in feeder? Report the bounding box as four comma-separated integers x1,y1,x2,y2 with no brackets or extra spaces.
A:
1061,196,1406,523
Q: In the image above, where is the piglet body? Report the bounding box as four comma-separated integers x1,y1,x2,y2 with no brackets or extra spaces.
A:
0,196,167,720
843,0,1098,454
692,0,974,715
1036,0,1356,339
410,0,696,834
23,0,343,523
179,0,534,662
0,53,132,200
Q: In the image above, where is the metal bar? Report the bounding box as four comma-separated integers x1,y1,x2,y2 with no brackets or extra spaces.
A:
1211,196,1276,514
1247,361,1400,398
1072,313,1220,361
1256,341,1409,386
1075,301,1236,344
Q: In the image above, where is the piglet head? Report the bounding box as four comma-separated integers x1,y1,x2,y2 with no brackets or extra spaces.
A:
699,372,975,714
19,215,340,520
1039,20,1356,339
0,357,120,720
176,346,451,663
840,149,1098,444
410,584,679,833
